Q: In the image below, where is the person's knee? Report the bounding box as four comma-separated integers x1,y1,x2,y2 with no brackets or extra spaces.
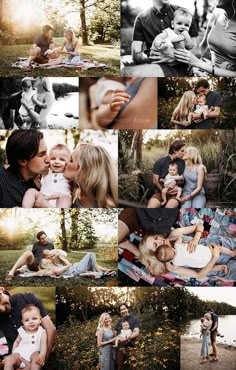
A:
147,198,161,208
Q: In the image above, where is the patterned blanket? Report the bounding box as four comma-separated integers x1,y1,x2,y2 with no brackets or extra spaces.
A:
12,57,107,70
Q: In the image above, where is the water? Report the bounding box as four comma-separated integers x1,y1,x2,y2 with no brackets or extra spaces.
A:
182,315,236,347
48,92,79,129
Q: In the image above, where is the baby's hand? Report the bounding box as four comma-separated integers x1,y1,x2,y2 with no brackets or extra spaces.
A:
41,103,48,109
222,264,228,276
110,89,131,112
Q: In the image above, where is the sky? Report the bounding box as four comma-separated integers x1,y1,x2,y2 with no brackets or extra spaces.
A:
186,287,236,307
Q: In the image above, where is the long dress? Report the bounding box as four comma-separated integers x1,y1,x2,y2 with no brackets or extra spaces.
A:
99,329,115,370
181,166,206,208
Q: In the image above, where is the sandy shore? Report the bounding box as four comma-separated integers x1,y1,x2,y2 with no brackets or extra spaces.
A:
181,337,236,370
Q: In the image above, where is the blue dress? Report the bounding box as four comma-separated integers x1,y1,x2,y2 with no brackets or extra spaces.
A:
62,41,80,64
181,166,206,208
99,329,115,370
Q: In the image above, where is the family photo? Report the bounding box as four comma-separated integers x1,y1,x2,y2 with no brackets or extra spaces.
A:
0,0,120,77
158,77,236,129
56,286,181,369
79,77,157,129
118,208,236,286
0,208,118,287
0,129,118,208
121,0,236,77
0,286,56,370
180,287,236,370
118,130,236,208
0,77,79,130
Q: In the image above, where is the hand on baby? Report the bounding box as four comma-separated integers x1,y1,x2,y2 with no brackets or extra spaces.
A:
209,244,221,259
110,89,131,112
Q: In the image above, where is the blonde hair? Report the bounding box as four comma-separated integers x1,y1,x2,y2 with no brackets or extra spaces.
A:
139,235,167,275
186,146,207,173
64,29,77,45
172,91,196,121
204,313,212,321
49,144,71,162
73,143,118,207
96,313,112,336
38,77,52,92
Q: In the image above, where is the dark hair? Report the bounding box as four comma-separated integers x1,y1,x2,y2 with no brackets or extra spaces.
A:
121,320,129,324
21,304,40,317
37,231,47,240
207,307,213,312
21,77,33,88
169,140,186,154
156,244,173,262
6,130,44,170
119,303,129,311
195,79,210,89
42,25,53,34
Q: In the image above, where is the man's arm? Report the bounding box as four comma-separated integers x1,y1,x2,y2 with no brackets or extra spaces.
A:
41,315,56,358
153,174,163,192
132,40,150,64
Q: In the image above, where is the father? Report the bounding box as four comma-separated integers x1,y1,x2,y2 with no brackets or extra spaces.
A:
0,287,56,369
147,139,186,208
5,231,54,281
123,0,199,76
207,307,219,362
115,303,140,370
192,79,222,129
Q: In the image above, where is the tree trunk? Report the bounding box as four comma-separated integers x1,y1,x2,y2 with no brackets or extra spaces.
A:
136,130,142,168
79,0,88,45
60,208,68,251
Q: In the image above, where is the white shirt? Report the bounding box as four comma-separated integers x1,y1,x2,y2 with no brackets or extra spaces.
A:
172,243,212,268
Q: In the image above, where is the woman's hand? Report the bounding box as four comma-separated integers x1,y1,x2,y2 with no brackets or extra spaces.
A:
179,195,191,203
187,239,198,253
110,89,131,112
209,244,221,259
173,49,201,67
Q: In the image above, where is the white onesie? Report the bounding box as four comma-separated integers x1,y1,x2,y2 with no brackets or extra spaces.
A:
41,172,71,207
13,326,44,362
19,90,36,117
119,328,132,339
164,173,180,187
172,243,212,268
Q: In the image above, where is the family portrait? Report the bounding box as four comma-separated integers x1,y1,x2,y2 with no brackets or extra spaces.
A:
79,77,157,130
0,0,120,77
0,77,79,130
181,287,236,370
118,208,236,286
121,0,236,77
0,208,118,287
0,129,118,209
0,286,56,370
56,286,181,369
158,77,236,129
118,130,236,208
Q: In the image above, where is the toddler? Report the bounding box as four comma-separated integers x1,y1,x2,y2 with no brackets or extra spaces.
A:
160,162,183,206
22,144,72,208
113,320,132,348
200,313,212,364
4,305,47,370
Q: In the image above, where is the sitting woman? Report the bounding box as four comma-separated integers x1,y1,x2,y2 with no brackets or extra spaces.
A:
56,29,81,65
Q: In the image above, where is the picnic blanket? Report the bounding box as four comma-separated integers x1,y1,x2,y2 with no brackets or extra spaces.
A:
12,57,107,70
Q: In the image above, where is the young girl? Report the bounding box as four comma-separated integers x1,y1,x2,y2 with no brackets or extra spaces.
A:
200,313,212,364
57,29,80,65
171,91,196,129
22,144,72,208
4,305,47,370
64,143,118,208
113,320,132,348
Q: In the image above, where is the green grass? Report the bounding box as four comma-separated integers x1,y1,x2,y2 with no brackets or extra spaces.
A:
0,39,120,77
0,249,117,287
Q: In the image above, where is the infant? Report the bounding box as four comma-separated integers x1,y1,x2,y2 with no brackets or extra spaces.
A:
200,313,212,338
192,95,209,120
160,162,183,206
113,320,132,348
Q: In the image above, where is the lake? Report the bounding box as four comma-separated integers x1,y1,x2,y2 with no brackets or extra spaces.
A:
48,92,79,129
182,315,236,347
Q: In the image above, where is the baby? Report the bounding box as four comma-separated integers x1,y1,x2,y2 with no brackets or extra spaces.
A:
192,95,210,120
160,162,183,206
150,8,193,64
22,144,72,208
113,320,132,348
200,313,212,338
4,305,47,370
19,78,48,129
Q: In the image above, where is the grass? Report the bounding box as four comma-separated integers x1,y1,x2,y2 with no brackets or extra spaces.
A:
0,249,117,287
0,39,120,77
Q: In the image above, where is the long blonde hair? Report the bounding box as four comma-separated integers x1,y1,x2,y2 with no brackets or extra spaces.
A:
73,143,118,207
96,313,112,336
186,146,207,173
172,91,195,121
139,235,167,275
64,29,77,46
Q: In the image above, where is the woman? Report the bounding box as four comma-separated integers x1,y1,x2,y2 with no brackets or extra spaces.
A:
180,147,206,208
174,0,236,77
138,224,236,280
57,29,80,65
20,77,54,129
170,91,196,129
96,313,115,370
64,143,118,208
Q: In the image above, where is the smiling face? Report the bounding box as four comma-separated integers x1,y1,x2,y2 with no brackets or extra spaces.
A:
0,292,11,313
39,233,48,245
168,163,178,176
49,148,70,173
120,305,129,317
122,321,130,330
21,307,41,332
197,95,206,106
172,14,192,34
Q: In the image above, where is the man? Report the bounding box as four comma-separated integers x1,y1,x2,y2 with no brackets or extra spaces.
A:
0,130,54,208
123,0,199,76
147,139,186,208
207,307,219,362
115,303,140,370
5,231,54,281
0,287,56,369
192,79,222,129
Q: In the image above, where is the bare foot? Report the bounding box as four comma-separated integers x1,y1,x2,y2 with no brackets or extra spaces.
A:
160,201,166,206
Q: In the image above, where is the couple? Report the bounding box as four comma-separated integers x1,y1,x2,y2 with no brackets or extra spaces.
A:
96,304,140,370
0,287,56,369
148,139,207,209
118,209,236,281
5,231,113,282
2,77,54,129
200,308,219,364
0,130,117,208
124,0,236,77
170,78,222,129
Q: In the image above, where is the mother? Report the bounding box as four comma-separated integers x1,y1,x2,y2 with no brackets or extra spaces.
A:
174,0,236,76
96,313,115,370
20,77,54,129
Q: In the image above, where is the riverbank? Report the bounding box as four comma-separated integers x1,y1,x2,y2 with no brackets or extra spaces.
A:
181,337,236,370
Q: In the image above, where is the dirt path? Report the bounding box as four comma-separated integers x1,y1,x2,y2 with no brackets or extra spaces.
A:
181,337,236,370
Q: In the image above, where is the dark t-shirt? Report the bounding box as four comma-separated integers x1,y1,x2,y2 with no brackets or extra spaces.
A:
115,314,140,347
34,34,53,56
0,167,38,208
153,155,185,181
32,241,54,265
192,90,222,129
2,91,23,129
133,5,199,54
210,312,218,334
0,293,48,353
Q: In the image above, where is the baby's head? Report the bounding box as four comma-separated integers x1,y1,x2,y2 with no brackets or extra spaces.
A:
21,77,33,92
200,317,205,323
168,162,179,177
204,313,211,321
21,304,41,331
49,144,71,173
122,320,130,331
156,244,176,263
197,95,206,106
172,7,192,34
42,249,51,259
